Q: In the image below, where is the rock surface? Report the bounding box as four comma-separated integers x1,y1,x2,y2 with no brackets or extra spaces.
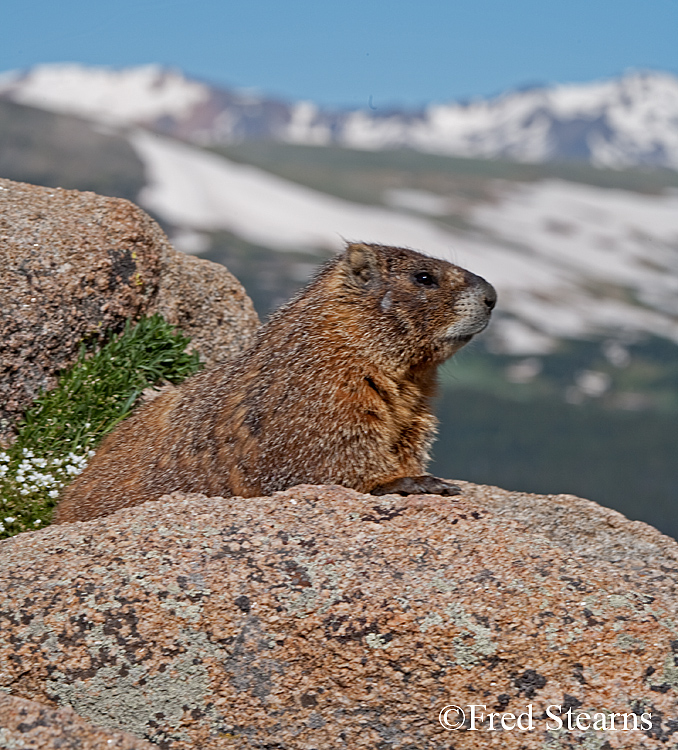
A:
0,177,259,439
1,483,678,749
456,480,678,612
0,691,155,749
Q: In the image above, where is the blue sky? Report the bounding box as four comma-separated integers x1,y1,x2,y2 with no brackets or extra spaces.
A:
3,0,678,108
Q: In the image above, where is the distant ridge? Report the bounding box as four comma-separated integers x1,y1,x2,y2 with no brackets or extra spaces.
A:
1,63,678,170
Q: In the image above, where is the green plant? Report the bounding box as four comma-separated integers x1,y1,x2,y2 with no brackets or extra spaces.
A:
0,315,202,539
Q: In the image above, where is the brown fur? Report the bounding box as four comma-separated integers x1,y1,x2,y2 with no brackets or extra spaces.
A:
55,243,496,522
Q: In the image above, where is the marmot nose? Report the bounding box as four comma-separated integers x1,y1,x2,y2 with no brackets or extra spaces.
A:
483,283,497,311
465,270,497,312
471,275,497,311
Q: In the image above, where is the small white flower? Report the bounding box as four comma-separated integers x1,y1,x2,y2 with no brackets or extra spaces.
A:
33,519,42,526
21,449,34,458
4,516,16,523
48,490,59,499
0,451,9,462
0,523,5,532
28,471,54,488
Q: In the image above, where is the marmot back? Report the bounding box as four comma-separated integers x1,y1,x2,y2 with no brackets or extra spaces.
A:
55,243,496,523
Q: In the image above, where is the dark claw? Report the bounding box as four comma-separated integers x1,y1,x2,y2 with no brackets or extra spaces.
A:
370,475,461,497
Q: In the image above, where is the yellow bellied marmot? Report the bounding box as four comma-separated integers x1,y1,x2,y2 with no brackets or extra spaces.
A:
55,242,496,522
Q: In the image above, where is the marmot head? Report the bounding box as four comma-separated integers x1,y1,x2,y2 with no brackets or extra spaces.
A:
336,242,497,367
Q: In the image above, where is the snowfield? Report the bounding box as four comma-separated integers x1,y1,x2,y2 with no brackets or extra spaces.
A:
132,131,678,354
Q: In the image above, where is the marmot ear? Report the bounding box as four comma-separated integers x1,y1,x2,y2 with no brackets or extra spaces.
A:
344,243,380,286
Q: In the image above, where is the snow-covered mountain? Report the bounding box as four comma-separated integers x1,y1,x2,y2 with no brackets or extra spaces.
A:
2,63,678,169
0,64,302,145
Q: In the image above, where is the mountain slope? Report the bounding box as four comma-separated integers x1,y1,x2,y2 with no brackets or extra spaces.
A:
2,63,678,170
0,98,145,199
131,131,678,356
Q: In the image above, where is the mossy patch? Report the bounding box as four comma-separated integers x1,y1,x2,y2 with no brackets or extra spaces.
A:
0,315,202,539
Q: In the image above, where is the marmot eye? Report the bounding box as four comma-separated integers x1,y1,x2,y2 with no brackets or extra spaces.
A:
413,271,437,287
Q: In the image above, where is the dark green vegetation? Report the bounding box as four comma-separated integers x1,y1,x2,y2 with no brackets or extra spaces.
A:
0,316,202,539
431,387,678,538
0,99,146,200
441,337,678,413
433,339,678,536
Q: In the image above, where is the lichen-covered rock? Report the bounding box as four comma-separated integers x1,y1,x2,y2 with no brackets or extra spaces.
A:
457,480,678,608
0,177,259,439
1,483,678,749
0,692,155,749
145,249,259,370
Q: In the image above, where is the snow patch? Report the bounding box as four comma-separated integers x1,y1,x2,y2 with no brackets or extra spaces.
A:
0,63,209,125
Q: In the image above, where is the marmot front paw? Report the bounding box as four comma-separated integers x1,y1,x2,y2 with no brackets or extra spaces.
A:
370,475,461,497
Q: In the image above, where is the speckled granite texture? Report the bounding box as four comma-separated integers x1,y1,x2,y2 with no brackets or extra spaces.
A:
0,692,155,749
0,177,259,439
1,483,678,749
